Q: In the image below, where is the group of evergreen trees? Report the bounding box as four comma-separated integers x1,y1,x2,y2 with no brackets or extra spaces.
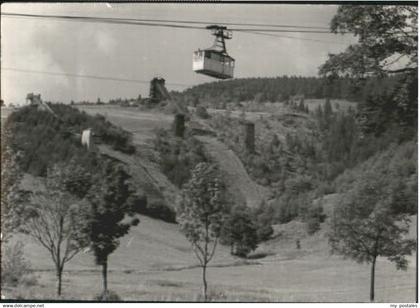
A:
174,75,401,108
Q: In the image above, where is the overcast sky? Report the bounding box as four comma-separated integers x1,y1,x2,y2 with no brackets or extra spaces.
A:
1,3,356,104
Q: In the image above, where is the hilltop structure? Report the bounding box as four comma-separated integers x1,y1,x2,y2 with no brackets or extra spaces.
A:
26,93,56,115
149,78,171,104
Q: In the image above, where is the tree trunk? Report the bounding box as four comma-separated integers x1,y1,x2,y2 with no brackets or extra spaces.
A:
56,216,64,297
202,264,208,302
370,256,376,302
56,266,63,296
102,259,108,294
202,216,209,301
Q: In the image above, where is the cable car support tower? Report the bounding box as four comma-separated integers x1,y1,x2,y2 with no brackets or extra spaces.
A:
207,25,232,54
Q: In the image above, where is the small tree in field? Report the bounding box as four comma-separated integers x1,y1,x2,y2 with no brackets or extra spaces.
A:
16,162,91,296
177,163,226,301
329,174,416,302
85,160,140,299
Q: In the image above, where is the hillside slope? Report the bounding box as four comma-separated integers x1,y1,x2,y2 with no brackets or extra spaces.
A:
97,144,179,210
196,135,267,208
14,214,238,272
77,106,268,210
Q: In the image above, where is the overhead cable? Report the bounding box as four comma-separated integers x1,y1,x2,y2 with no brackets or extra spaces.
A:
1,12,343,34
1,12,331,30
1,67,191,87
241,30,349,45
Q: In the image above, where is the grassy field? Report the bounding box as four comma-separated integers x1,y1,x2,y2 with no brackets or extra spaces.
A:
76,105,174,146
2,105,417,302
3,212,417,302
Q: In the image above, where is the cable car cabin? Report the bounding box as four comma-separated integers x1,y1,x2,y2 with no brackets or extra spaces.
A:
193,49,235,79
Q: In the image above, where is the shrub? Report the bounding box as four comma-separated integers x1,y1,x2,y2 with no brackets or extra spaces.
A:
256,223,274,242
247,252,271,259
254,203,274,242
1,241,34,287
140,200,176,223
306,217,321,235
221,206,258,258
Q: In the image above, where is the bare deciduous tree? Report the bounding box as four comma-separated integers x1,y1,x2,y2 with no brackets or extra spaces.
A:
17,163,90,296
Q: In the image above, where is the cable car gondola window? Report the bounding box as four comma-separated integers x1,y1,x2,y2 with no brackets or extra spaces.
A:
212,52,220,61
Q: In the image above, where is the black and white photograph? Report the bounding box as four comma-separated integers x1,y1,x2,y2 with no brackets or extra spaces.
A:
0,2,418,304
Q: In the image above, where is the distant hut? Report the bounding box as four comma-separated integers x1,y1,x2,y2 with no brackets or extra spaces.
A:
26,93,56,115
81,128,93,150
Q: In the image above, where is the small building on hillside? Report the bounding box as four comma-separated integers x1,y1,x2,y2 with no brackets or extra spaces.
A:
26,93,56,115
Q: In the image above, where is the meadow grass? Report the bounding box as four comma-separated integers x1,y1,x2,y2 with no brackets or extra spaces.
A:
3,216,416,302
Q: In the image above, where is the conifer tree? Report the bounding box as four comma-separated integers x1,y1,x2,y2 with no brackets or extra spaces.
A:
85,161,140,299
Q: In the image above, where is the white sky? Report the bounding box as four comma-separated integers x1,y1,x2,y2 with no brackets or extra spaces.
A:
1,3,356,104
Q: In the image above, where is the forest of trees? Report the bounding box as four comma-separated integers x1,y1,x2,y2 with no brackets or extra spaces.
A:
174,75,402,108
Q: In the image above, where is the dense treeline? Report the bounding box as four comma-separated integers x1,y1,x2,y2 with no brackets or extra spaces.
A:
5,104,135,177
175,75,401,108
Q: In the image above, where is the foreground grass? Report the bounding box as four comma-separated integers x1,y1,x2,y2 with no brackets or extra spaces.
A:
3,213,416,302
3,252,416,302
